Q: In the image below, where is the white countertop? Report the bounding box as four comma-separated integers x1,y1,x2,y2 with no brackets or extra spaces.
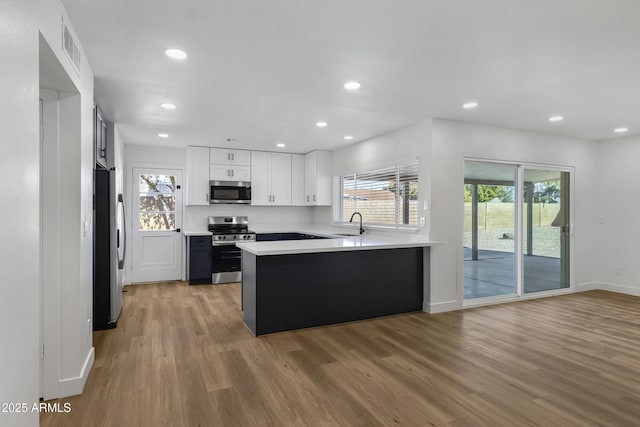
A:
237,228,438,256
183,230,213,236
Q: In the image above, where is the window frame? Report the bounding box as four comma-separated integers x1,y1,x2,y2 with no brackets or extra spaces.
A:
335,158,421,230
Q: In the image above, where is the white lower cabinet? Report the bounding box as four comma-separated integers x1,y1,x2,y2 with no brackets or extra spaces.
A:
251,151,292,206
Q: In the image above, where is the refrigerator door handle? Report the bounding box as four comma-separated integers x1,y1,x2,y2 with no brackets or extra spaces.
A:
117,194,126,269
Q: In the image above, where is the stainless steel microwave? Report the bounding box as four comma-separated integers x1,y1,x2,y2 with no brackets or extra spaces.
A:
209,180,251,204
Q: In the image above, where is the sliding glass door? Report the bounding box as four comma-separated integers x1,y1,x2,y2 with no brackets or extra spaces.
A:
463,162,517,299
522,169,570,293
463,161,571,302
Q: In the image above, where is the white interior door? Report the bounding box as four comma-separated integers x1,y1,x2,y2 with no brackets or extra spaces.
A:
131,168,183,283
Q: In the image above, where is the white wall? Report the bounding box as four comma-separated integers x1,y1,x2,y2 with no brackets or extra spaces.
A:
594,136,640,295
1,0,95,424
429,119,600,311
0,3,40,425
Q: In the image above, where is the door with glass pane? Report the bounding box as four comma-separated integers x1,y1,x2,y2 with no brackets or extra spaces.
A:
131,168,183,283
463,162,517,299
522,169,570,293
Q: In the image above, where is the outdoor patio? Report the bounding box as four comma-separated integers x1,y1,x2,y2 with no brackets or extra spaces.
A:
464,247,562,299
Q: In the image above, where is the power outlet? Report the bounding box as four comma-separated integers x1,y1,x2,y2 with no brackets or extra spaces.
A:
420,217,426,226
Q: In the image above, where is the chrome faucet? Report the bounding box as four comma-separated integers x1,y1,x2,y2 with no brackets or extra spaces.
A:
349,211,365,235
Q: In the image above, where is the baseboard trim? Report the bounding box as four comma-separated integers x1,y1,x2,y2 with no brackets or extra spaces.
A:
422,282,640,315
595,282,640,297
57,347,95,398
424,300,461,314
575,282,601,292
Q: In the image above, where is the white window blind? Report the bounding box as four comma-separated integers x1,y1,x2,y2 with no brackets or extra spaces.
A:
339,160,419,226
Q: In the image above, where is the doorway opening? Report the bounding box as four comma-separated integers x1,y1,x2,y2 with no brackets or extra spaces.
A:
39,33,82,399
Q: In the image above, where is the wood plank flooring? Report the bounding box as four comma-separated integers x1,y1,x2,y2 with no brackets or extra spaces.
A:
41,282,640,426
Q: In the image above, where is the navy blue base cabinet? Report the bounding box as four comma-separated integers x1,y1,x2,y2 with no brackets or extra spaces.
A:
187,235,212,285
242,247,425,335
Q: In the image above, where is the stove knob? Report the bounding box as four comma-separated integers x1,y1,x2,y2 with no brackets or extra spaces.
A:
221,236,226,240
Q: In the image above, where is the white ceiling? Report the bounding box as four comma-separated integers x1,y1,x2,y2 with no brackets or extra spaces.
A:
61,0,640,153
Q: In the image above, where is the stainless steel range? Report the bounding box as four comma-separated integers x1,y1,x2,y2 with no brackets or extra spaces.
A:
208,216,256,284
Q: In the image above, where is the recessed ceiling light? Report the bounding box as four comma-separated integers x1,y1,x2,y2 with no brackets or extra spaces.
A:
549,116,564,122
164,48,187,60
276,143,286,148
226,138,238,143
160,103,177,110
463,101,478,109
614,127,629,133
158,133,169,138
343,81,361,90
316,121,328,128
344,135,354,140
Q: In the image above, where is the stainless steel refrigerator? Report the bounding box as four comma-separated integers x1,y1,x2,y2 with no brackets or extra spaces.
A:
93,167,125,330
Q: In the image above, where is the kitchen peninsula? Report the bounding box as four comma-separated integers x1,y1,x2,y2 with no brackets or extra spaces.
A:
237,232,437,335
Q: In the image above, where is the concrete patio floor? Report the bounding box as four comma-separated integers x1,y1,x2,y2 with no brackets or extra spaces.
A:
464,248,565,300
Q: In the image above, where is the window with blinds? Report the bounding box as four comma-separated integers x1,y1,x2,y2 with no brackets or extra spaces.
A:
339,160,419,226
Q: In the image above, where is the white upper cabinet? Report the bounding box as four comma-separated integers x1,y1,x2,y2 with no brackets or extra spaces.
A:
271,153,292,205
210,148,251,166
186,146,210,205
209,165,251,181
291,154,305,206
304,150,332,206
209,148,251,181
250,151,271,205
251,151,292,206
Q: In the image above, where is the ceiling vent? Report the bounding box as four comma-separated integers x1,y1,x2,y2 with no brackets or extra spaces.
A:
61,17,81,74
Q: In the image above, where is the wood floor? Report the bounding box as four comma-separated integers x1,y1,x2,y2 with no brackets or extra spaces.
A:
41,282,640,426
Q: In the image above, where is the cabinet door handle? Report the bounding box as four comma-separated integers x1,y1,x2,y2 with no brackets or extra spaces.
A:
232,153,235,161
231,169,234,177
227,153,231,161
306,195,309,202
313,194,316,202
